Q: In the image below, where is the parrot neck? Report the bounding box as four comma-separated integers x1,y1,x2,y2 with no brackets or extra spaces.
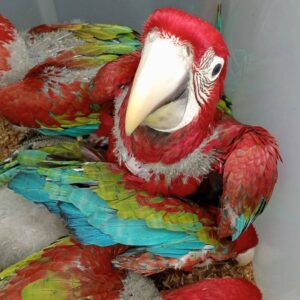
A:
113,87,220,183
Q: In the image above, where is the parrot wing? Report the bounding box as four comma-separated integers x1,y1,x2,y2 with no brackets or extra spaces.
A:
0,53,137,137
0,61,100,136
26,22,140,69
218,126,281,240
0,21,140,137
0,141,234,274
0,237,127,300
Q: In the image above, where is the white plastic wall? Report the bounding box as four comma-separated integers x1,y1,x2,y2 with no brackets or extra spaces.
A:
53,0,220,31
0,1,298,299
0,0,57,28
223,1,300,299
0,0,219,30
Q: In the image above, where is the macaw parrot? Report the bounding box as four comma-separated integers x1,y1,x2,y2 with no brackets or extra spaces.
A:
0,236,261,300
0,14,140,137
89,6,280,238
0,8,280,275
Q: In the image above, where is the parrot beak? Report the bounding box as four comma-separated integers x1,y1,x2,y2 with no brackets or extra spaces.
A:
125,35,191,136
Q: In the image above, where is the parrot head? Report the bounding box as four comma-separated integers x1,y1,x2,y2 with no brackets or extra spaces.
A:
125,8,229,135
114,8,229,179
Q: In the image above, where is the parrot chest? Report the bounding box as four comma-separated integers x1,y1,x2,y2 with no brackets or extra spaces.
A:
116,129,221,185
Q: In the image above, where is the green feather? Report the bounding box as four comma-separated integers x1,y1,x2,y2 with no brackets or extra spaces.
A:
75,24,134,40
215,3,223,33
217,95,233,116
75,42,139,56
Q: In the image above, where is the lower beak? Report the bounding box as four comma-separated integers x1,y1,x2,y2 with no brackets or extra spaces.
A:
125,37,189,136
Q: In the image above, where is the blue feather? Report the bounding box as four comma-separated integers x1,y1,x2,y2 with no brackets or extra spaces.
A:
146,236,211,257
9,172,116,247
44,201,62,215
9,172,53,203
59,202,116,246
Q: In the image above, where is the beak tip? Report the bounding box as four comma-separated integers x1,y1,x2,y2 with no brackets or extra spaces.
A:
125,123,134,136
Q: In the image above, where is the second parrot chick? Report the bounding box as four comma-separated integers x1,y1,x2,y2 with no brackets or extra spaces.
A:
0,15,140,136
0,15,98,88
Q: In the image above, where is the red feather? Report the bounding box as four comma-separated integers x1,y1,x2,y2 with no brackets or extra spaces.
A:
233,224,259,254
0,15,16,74
123,171,199,197
28,23,77,35
142,8,229,65
218,126,281,238
0,239,128,300
161,278,262,300
0,62,93,127
0,15,15,43
90,51,141,104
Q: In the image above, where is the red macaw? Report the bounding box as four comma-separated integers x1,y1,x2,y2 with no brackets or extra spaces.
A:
91,7,280,237
0,15,140,137
90,7,280,270
0,8,280,275
0,237,261,300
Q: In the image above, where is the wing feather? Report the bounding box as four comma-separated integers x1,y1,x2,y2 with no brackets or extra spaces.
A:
219,126,280,239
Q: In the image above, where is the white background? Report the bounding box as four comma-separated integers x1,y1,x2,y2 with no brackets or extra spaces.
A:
0,0,299,298
223,1,300,299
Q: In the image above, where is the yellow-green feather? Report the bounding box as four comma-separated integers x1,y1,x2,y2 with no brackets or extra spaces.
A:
21,272,78,300
83,163,204,233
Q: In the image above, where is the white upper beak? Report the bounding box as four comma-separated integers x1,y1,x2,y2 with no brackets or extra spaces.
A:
125,33,191,136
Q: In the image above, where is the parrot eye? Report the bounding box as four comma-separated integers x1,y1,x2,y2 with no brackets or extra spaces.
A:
212,64,222,77
208,56,224,81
